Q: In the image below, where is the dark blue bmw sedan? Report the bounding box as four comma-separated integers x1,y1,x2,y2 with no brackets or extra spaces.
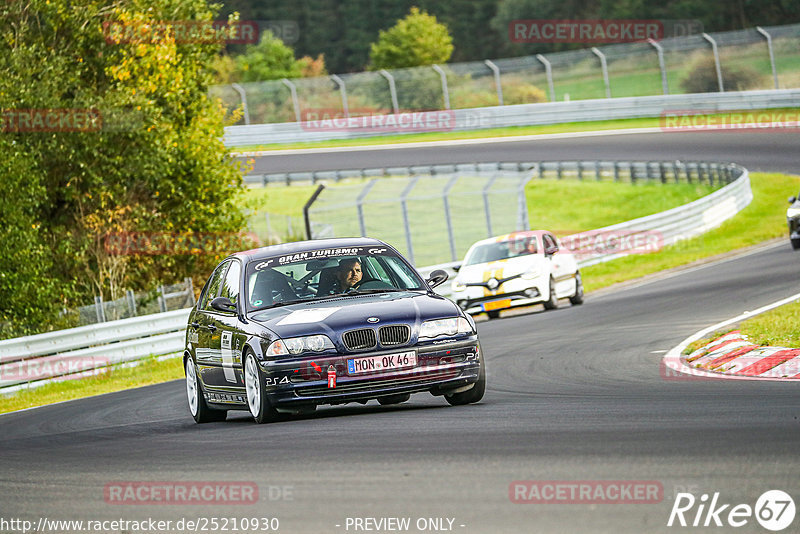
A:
184,237,485,423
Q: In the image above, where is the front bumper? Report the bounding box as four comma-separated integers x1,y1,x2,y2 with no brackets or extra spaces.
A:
455,288,544,315
261,338,481,407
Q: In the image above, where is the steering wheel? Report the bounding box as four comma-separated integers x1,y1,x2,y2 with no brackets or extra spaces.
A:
352,276,379,288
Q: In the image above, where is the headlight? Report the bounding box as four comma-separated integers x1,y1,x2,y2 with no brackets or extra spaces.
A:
787,207,800,218
451,279,466,292
419,317,475,339
265,334,333,356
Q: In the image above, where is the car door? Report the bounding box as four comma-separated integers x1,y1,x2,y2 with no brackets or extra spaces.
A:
194,260,230,388
214,259,246,389
543,233,574,296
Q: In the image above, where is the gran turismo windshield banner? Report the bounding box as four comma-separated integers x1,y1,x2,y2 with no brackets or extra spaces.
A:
252,246,395,270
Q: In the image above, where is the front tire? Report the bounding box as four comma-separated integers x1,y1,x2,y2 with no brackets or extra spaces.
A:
185,358,227,423
486,310,500,319
543,277,558,310
244,352,280,424
569,271,584,305
445,358,486,406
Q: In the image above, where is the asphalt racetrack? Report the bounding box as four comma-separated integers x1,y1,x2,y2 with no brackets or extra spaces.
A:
1,130,799,533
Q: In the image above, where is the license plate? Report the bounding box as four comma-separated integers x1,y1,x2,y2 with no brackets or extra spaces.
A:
347,351,417,375
483,299,511,311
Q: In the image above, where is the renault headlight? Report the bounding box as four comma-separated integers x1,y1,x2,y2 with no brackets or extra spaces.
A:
265,334,334,356
419,317,474,339
788,207,800,219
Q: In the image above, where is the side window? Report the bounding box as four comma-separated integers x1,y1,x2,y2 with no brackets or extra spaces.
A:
543,234,558,253
220,260,241,306
200,261,229,311
365,257,390,283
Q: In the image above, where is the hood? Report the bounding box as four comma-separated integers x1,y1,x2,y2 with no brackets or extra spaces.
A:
456,255,542,283
249,291,460,340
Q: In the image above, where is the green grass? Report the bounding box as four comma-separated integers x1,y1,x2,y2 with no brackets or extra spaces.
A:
738,299,800,348
0,355,184,415
583,172,800,292
231,109,800,152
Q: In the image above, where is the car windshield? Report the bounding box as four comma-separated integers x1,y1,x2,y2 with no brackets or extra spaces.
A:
463,237,538,266
245,247,426,311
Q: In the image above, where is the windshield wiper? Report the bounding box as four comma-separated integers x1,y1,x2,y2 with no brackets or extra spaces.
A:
345,288,405,295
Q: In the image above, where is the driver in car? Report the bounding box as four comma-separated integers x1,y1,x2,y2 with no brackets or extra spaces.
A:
333,257,362,292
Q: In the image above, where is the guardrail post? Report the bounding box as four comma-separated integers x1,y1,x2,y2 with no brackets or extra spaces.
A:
659,162,667,183
159,285,168,313
484,60,504,106
630,162,637,184
756,27,779,90
281,78,302,122
356,179,378,237
379,69,400,114
595,161,602,181
230,83,251,125
556,161,562,180
94,296,106,323
672,161,681,183
443,175,460,261
577,161,584,180
647,39,669,95
185,278,195,306
330,74,349,118
591,47,611,98
537,162,544,180
517,171,533,231
702,33,725,92
126,289,137,316
536,54,556,102
400,176,420,264
613,161,620,182
303,184,325,240
432,65,451,110
482,173,500,237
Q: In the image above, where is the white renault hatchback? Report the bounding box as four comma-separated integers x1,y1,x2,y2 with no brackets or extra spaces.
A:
450,230,583,318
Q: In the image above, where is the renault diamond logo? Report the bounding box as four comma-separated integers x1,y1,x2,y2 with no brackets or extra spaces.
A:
487,278,499,290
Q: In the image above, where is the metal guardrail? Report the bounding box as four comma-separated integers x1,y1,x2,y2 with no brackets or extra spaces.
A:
419,162,751,297
225,89,800,147
0,161,750,392
0,309,190,392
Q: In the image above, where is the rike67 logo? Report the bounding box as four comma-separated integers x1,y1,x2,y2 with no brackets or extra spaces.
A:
668,490,795,531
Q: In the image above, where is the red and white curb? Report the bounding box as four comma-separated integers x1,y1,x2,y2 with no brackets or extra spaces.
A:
683,331,800,378
662,291,800,381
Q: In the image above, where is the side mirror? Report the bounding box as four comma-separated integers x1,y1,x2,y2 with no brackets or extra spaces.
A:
426,269,449,289
545,246,558,256
210,296,237,313
789,196,796,205
452,263,462,273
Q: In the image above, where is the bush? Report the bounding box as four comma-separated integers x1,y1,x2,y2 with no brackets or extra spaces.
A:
680,56,763,93
503,82,548,105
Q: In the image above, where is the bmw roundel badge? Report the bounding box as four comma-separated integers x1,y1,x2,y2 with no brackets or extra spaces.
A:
367,317,380,323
